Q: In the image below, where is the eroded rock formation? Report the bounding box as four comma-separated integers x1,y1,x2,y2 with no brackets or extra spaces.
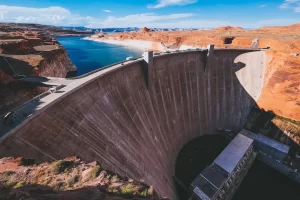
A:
0,26,77,115
0,23,92,37
213,26,244,31
139,27,154,33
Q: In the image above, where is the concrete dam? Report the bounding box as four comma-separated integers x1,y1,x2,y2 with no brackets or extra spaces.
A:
0,49,267,199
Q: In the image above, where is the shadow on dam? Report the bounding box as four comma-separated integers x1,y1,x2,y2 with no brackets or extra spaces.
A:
1,49,299,199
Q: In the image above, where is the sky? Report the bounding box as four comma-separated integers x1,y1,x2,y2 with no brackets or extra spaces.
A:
0,0,299,28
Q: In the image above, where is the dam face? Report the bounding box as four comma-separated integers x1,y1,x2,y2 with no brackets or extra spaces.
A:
0,49,266,199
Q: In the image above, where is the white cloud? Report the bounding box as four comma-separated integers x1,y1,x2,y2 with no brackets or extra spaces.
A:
103,10,112,13
88,13,232,28
0,5,73,24
280,0,300,12
148,0,198,9
87,13,202,28
0,5,201,28
258,4,267,8
0,5,299,29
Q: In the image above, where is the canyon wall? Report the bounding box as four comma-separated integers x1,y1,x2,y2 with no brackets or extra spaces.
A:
256,51,300,120
38,48,76,77
0,50,266,199
0,48,76,115
0,33,76,115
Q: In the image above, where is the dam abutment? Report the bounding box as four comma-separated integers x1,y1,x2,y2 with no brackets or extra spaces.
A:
0,49,266,199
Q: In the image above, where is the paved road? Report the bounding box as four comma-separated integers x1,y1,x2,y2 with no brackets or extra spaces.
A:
16,76,73,86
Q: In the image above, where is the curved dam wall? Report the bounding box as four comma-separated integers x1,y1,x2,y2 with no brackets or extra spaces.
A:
0,49,265,199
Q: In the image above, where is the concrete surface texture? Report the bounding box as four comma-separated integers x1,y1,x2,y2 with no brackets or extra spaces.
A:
214,133,254,174
0,49,266,199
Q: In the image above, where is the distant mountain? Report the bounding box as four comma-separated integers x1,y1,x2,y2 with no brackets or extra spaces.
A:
58,26,140,33
58,26,213,33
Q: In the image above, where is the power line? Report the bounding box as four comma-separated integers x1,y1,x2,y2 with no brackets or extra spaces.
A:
1,50,44,77
2,56,20,76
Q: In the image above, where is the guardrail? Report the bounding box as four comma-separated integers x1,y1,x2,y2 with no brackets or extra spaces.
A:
71,57,143,79
0,84,65,136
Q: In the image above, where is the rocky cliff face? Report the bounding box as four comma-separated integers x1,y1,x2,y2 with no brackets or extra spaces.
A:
0,23,92,37
257,51,300,121
0,29,77,115
37,48,76,77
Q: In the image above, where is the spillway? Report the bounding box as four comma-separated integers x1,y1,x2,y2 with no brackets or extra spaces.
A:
0,49,266,199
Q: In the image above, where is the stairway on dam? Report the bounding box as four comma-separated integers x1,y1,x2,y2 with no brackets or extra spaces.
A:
2,47,297,199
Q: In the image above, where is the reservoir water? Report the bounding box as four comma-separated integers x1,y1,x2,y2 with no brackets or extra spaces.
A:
56,36,143,76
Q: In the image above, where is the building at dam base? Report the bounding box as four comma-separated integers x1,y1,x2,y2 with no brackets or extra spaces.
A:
190,133,256,200
0,48,299,199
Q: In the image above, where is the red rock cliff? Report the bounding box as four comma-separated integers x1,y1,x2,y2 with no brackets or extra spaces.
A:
0,30,76,115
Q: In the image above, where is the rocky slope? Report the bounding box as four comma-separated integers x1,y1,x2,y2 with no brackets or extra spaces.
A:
0,157,157,200
0,25,77,115
87,24,300,122
0,23,92,37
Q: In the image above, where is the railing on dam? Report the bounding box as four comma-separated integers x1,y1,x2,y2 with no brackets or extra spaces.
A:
0,84,65,137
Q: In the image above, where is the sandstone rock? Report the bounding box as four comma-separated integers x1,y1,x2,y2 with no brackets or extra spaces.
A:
0,157,158,200
214,26,244,31
139,27,154,33
0,27,77,115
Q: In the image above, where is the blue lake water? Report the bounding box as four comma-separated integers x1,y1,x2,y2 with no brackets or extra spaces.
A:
56,36,143,76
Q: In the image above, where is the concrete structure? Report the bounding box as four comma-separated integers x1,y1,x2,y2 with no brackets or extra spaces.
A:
0,49,266,199
190,133,256,200
241,129,300,184
241,129,289,162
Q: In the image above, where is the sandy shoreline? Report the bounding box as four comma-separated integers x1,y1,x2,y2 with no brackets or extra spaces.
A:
83,37,156,51
83,36,197,51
